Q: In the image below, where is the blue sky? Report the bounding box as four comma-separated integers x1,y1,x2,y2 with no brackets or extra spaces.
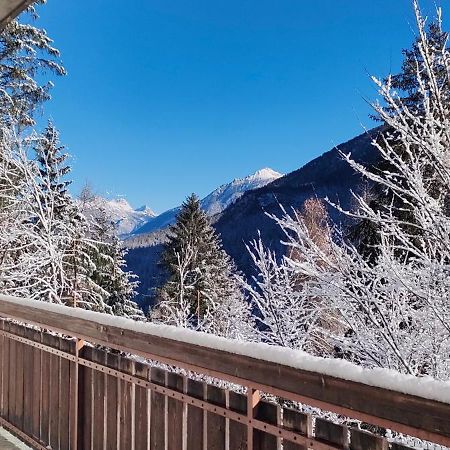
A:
35,0,444,213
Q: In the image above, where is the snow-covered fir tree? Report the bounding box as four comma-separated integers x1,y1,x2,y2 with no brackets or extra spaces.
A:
154,193,253,338
0,1,65,127
86,204,144,320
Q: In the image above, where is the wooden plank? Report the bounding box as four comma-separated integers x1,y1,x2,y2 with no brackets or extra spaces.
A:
8,323,16,426
350,428,387,450
80,345,93,450
40,331,51,446
186,378,204,450
150,367,166,450
134,360,150,450
119,356,133,450
206,384,226,450
315,418,348,447
254,400,280,450
31,329,42,442
229,391,247,450
67,338,77,450
282,408,312,450
14,324,24,432
2,298,450,446
166,372,183,450
106,352,119,450
92,348,106,450
0,321,8,421
22,327,34,436
59,337,72,450
49,334,60,450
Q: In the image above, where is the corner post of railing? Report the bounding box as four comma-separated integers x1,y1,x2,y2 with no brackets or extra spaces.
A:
71,338,85,450
247,387,260,450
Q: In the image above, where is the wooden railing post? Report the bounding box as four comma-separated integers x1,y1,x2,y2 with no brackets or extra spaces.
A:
247,388,260,450
71,338,84,450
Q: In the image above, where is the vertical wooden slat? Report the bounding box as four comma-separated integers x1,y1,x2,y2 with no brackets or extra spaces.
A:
119,356,133,450
135,361,149,450
40,331,51,446
350,428,388,450
106,352,120,450
229,391,247,450
15,324,24,432
186,378,204,450
59,337,72,450
68,338,78,450
8,323,17,426
206,384,226,450
31,329,41,442
254,400,280,450
23,327,34,436
150,367,166,450
93,348,106,450
80,345,93,450
283,408,312,450
166,372,183,450
315,418,348,448
49,334,61,450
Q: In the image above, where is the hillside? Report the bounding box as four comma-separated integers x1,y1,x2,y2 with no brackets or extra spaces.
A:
125,128,381,303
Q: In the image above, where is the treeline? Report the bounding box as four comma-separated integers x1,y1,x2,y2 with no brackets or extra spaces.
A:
0,3,143,319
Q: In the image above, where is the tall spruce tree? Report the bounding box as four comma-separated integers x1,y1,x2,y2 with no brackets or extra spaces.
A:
154,194,253,337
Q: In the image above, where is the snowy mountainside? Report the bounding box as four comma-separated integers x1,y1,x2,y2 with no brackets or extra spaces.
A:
125,128,382,304
80,196,156,238
130,167,282,236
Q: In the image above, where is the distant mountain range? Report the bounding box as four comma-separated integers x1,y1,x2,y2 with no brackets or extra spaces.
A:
79,196,156,238
122,127,381,305
129,167,283,236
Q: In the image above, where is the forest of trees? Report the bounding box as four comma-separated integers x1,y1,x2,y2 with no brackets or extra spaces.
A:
1,0,450,390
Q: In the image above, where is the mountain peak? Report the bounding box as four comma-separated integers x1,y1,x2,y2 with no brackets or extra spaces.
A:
251,167,283,180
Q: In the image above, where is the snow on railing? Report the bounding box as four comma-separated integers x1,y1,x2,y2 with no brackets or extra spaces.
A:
0,294,449,449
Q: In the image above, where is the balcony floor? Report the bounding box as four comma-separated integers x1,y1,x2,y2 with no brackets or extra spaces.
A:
0,427,31,449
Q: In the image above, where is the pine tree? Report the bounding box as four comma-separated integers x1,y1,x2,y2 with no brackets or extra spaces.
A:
0,1,65,127
154,194,253,337
87,206,144,320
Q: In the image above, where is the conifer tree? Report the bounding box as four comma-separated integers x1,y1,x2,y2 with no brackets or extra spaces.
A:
88,206,144,320
0,1,65,127
154,194,253,337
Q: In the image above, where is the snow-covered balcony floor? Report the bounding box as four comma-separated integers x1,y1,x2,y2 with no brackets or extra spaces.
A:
0,428,30,449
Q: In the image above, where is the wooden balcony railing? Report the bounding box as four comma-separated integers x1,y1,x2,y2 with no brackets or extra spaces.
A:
0,294,449,450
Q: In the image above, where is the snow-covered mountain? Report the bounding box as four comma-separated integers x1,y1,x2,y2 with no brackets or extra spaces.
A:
130,168,283,236
80,197,156,238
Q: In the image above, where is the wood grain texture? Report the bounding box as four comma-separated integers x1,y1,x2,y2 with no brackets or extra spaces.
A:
186,378,204,450
0,298,447,444
316,418,348,447
283,408,312,450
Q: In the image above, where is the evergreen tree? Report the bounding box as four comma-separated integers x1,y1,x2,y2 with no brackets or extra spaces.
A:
350,7,450,264
0,1,65,127
88,206,144,320
154,194,253,337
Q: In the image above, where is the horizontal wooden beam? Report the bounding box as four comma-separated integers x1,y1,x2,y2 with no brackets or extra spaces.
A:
0,0,34,30
0,296,449,446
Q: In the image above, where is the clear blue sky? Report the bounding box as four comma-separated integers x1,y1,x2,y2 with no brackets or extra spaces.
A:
35,0,444,213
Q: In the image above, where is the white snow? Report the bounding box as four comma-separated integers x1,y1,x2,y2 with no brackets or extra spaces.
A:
2,294,450,405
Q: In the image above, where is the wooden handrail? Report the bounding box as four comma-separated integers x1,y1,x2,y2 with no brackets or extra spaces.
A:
0,295,449,446
0,0,34,30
